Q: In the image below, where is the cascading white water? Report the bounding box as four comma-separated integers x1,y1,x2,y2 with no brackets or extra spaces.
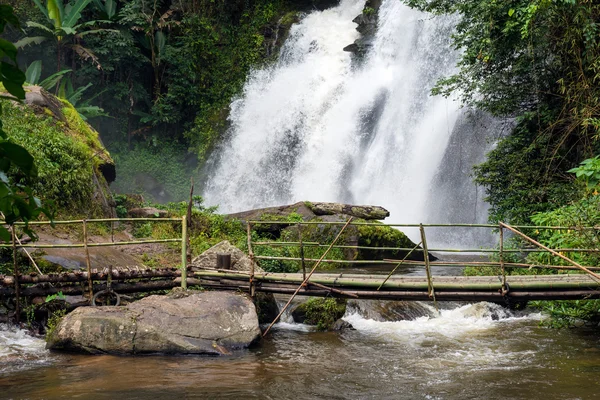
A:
204,0,490,241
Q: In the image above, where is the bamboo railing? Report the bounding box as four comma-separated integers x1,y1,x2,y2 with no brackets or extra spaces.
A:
1,217,188,321
241,219,600,317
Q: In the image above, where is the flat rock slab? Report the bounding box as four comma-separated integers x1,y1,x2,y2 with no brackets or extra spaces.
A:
46,291,261,355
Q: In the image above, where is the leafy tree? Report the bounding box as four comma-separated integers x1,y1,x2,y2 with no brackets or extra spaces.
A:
406,0,600,223
0,5,50,241
16,0,117,71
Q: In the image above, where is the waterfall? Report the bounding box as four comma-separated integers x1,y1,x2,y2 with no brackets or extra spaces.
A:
204,0,497,244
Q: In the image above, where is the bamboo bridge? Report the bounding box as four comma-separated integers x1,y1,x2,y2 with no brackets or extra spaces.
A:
2,217,600,325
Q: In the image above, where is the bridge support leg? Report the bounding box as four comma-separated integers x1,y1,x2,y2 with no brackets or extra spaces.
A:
420,224,438,314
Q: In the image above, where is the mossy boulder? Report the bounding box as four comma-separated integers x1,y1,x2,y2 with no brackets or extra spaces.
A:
291,297,347,331
2,85,115,216
228,201,432,267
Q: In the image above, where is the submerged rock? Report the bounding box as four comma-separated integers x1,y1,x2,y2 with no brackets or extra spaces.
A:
46,291,261,355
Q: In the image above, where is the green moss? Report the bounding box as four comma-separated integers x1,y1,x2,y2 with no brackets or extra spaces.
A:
2,100,96,211
300,298,346,331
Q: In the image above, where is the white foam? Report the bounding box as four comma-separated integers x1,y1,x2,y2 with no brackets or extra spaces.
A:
344,302,541,342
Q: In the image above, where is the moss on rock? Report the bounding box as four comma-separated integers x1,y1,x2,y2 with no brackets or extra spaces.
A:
1,86,115,215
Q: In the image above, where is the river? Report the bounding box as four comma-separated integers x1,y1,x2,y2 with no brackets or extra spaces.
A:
2,301,600,399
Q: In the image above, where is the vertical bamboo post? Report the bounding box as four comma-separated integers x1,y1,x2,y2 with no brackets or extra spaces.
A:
181,215,188,289
247,223,255,297
298,224,306,280
11,226,20,324
82,219,94,300
499,224,507,294
419,224,438,313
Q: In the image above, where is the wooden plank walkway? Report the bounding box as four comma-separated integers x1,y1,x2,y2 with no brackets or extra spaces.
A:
193,270,600,302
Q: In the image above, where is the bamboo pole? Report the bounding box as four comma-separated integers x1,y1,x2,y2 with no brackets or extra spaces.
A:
500,222,600,284
499,225,507,294
193,270,600,290
11,226,20,323
83,219,93,300
377,241,422,291
247,222,255,297
181,215,187,290
298,225,306,280
420,224,438,312
13,234,42,274
0,268,182,285
262,217,353,337
0,238,182,249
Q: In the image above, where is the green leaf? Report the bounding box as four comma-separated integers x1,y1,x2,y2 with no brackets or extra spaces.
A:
0,62,26,99
25,60,42,84
31,0,49,20
63,0,93,28
0,226,10,243
105,0,116,19
508,8,515,17
47,0,64,30
0,38,17,61
0,142,36,177
14,36,48,49
39,68,72,90
24,21,54,35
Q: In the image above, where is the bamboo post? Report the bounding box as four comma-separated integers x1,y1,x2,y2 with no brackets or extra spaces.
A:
186,178,194,265
11,226,20,323
298,225,306,280
499,224,507,294
83,219,94,300
181,215,188,289
500,222,600,283
419,224,438,312
262,217,353,337
247,223,255,297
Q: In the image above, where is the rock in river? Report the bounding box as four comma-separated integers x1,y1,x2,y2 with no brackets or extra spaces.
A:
46,291,261,355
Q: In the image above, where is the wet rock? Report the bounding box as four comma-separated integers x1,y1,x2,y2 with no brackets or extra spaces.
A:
46,291,261,355
254,292,279,324
347,300,435,321
190,240,263,273
306,202,389,220
331,319,354,331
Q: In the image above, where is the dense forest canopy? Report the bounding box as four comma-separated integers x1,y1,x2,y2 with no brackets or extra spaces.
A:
3,0,333,202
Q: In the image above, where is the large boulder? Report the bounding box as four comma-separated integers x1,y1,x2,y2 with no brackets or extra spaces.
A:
46,291,261,355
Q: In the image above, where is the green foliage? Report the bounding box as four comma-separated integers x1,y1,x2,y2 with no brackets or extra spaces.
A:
132,221,152,238
1,99,95,211
45,291,65,302
45,307,66,339
0,5,50,241
529,195,600,267
531,300,600,328
568,156,600,190
110,141,195,203
301,297,346,331
405,0,600,225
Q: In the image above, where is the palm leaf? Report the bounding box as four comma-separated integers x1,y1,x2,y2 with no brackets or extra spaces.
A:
14,36,48,49
63,0,93,28
25,21,54,35
31,0,49,20
39,69,72,91
70,44,101,69
47,0,64,30
25,60,42,84
76,28,120,37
